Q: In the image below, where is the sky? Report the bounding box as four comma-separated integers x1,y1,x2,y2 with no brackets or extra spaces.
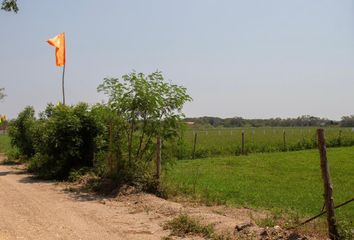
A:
1,0,354,120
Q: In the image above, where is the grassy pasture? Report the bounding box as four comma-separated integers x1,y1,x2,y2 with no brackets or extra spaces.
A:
181,127,354,158
164,146,354,223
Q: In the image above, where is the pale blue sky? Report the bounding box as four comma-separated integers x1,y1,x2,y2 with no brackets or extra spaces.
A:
1,0,354,120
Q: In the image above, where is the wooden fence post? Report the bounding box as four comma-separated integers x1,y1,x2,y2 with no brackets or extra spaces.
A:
317,129,339,240
283,130,286,151
192,132,197,159
241,130,245,155
156,135,161,182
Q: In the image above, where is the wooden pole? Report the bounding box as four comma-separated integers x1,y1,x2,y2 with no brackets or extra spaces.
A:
192,132,197,159
241,130,245,155
62,65,66,105
156,135,161,181
317,129,339,240
283,130,286,151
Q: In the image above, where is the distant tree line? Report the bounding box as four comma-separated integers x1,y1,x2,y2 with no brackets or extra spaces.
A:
340,116,354,127
184,115,347,128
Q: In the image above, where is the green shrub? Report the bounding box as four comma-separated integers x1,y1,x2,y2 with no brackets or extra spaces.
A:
97,71,191,190
5,147,20,162
29,103,102,179
163,214,214,238
8,106,36,158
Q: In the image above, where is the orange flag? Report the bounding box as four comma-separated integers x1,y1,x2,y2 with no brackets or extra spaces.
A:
47,32,66,67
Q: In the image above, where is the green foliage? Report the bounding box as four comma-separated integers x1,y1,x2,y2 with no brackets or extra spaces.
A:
0,134,10,153
4,147,20,163
7,71,191,187
164,214,233,240
97,71,191,189
68,167,95,182
1,0,18,13
28,103,102,179
164,214,214,238
8,106,36,158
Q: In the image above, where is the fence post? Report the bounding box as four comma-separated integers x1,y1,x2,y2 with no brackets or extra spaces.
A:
283,130,286,150
241,130,245,155
317,129,339,240
338,130,342,146
156,135,161,182
192,132,197,159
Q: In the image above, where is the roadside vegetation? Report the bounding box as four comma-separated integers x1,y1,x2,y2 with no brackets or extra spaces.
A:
164,214,233,240
5,71,191,191
0,134,10,153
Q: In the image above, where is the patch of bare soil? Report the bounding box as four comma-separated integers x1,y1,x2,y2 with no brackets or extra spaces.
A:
0,157,323,240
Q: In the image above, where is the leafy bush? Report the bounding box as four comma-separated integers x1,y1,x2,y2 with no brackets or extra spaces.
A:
97,71,191,189
8,106,36,158
28,103,102,179
9,71,192,189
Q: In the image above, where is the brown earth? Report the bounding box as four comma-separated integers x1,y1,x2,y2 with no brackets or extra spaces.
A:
0,155,321,240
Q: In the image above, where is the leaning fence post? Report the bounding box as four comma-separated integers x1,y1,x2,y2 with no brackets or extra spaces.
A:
156,135,162,182
317,129,339,240
241,130,245,155
192,132,197,159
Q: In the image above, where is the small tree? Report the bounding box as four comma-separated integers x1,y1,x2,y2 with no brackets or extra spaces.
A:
97,71,192,186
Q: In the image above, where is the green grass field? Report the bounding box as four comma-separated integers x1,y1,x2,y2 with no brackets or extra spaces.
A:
180,127,354,158
164,146,354,223
0,134,10,153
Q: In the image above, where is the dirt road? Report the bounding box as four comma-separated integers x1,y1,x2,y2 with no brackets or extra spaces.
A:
0,158,264,240
0,164,174,240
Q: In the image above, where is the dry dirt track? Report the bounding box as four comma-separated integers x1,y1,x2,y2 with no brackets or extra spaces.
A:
0,158,263,240
0,164,171,240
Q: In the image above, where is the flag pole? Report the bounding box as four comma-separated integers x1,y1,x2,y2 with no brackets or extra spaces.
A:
62,64,66,105
47,32,66,105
